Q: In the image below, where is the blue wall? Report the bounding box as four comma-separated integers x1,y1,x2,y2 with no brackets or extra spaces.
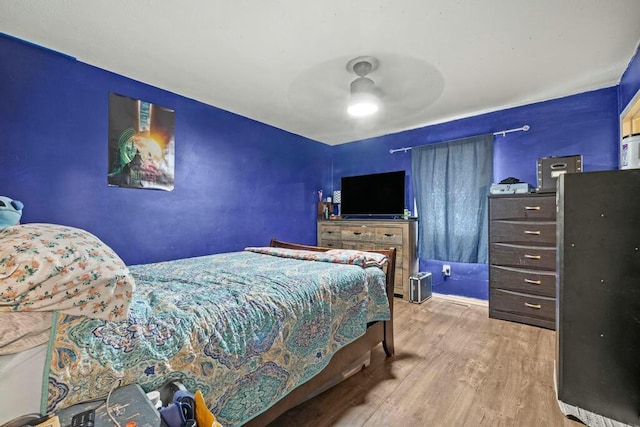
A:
333,87,620,299
0,34,332,265
2,32,637,300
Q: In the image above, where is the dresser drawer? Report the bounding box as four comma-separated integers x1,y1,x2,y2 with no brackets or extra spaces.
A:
490,243,556,270
489,220,556,245
490,288,555,322
375,227,403,245
342,242,376,251
341,226,375,242
321,240,341,249
319,225,341,241
490,265,556,297
490,196,556,220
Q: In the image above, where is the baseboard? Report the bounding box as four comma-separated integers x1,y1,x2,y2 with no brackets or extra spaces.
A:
433,292,488,308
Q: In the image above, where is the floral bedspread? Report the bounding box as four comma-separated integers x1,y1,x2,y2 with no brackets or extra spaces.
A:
45,250,390,426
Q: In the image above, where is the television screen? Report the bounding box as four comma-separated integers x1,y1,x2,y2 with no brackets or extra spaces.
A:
341,170,405,217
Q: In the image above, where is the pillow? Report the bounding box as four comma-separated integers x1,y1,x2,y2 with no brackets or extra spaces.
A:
245,246,388,268
0,223,134,321
325,249,388,268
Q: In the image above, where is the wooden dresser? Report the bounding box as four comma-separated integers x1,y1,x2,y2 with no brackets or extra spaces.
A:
317,219,417,299
488,193,557,329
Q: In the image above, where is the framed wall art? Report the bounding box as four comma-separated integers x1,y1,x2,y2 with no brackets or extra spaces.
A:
108,93,175,191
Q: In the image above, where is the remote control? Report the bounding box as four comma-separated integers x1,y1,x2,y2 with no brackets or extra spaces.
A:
70,410,95,427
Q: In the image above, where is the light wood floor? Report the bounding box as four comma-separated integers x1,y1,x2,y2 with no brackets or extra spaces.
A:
270,296,583,427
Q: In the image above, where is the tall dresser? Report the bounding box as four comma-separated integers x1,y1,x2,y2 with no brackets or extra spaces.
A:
556,170,640,426
317,219,417,299
488,193,556,329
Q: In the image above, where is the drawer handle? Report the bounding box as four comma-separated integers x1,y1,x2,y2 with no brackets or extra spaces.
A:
524,230,541,235
524,206,541,211
524,254,541,260
524,279,541,285
524,302,542,309
383,233,394,237
353,232,362,236
326,231,334,234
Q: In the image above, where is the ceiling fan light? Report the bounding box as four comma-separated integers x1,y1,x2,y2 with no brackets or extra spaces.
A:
347,77,380,117
345,58,381,118
347,98,379,117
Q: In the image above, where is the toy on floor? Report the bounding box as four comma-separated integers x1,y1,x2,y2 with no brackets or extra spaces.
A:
0,196,24,229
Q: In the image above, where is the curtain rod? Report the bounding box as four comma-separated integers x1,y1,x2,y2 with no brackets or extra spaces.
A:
388,125,530,154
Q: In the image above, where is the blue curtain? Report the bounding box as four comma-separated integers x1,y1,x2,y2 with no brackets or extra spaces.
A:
411,134,493,263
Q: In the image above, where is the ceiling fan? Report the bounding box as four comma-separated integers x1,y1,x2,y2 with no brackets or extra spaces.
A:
286,53,445,143
346,56,381,118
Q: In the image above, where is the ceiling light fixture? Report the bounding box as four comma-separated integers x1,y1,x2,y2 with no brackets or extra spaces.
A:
346,57,380,118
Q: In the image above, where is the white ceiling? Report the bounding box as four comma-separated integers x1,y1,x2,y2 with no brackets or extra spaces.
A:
1,1,639,145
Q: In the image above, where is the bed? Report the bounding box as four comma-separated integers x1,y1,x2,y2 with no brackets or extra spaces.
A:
0,223,396,426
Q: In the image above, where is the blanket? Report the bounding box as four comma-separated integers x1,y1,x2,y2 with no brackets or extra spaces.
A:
44,250,390,426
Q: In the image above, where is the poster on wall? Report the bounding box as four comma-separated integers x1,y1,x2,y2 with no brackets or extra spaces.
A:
108,93,175,191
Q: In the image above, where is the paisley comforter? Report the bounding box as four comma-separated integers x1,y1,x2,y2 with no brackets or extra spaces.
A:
44,248,390,426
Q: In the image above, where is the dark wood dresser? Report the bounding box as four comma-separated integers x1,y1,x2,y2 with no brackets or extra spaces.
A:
488,193,556,329
556,170,640,426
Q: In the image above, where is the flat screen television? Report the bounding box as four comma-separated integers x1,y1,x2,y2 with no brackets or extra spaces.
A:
340,170,405,218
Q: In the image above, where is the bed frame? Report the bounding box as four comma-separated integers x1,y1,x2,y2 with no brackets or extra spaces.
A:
244,239,397,426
